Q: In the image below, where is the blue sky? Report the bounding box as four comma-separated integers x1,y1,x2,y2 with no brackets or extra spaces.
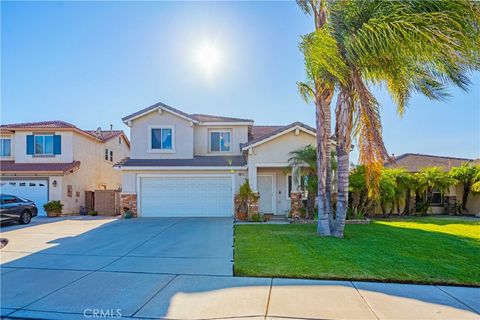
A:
2,1,479,161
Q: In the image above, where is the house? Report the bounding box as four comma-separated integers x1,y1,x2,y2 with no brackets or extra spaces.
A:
385,153,479,215
116,101,317,217
0,121,130,215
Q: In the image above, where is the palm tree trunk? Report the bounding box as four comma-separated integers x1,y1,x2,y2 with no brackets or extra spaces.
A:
403,188,411,215
306,183,316,219
315,94,331,236
332,88,351,238
462,183,470,213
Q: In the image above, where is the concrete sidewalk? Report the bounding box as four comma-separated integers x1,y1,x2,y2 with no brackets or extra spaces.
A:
2,272,479,319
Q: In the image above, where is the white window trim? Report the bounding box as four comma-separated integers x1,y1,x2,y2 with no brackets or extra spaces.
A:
147,125,176,153
0,137,12,158
286,173,309,201
208,129,233,153
34,134,54,155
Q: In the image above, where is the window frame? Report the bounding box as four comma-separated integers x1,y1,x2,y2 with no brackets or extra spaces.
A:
430,189,444,206
0,138,12,157
209,129,232,153
34,134,54,155
148,125,175,153
104,148,109,161
286,174,308,200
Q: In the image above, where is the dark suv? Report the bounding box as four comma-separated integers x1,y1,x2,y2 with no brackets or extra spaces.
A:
0,194,38,224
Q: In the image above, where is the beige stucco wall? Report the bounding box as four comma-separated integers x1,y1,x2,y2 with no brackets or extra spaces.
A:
193,125,248,156
13,131,74,163
129,110,194,159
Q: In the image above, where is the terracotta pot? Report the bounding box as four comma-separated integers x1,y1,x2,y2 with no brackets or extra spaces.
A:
236,212,247,221
46,211,60,217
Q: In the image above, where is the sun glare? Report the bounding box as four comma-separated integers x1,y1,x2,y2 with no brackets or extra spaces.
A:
195,43,222,78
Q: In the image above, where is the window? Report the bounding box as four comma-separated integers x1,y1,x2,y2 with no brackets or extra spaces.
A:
1,195,17,204
0,138,11,157
110,150,113,162
150,127,173,151
210,131,231,152
34,135,54,155
105,148,109,161
119,137,122,144
287,174,308,199
431,189,443,206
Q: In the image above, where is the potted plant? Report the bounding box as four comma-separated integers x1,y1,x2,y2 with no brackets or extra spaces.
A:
235,180,258,221
43,201,63,217
122,206,133,219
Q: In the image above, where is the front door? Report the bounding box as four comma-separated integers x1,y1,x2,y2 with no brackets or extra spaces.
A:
258,175,275,214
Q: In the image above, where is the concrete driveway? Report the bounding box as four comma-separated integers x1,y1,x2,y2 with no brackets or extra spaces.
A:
1,216,479,320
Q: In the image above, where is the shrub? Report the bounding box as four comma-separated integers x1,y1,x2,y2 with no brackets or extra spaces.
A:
43,201,63,214
88,210,98,216
250,213,264,222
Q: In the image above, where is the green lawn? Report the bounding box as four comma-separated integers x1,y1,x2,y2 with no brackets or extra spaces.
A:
234,217,480,286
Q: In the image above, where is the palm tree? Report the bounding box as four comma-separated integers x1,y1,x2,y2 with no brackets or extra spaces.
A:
288,145,318,218
415,167,453,215
297,0,479,237
449,163,480,213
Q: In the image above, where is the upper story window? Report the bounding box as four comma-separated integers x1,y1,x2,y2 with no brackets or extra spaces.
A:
210,130,231,152
26,134,61,156
35,135,54,155
104,148,113,162
0,138,11,157
149,126,174,152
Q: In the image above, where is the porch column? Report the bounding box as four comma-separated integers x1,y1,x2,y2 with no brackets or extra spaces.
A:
248,162,258,191
291,166,301,192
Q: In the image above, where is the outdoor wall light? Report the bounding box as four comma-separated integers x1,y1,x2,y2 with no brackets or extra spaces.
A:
52,180,57,187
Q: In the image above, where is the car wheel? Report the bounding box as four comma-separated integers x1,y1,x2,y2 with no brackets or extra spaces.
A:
19,211,32,225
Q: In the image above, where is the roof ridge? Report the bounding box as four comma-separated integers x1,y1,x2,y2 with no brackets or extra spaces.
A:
0,120,77,128
396,153,473,161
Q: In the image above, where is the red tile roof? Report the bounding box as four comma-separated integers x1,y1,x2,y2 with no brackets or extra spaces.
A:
385,153,474,172
84,130,124,143
0,121,128,145
0,161,81,174
0,121,76,129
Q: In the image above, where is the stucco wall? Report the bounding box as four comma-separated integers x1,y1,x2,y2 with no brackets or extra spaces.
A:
248,130,316,165
13,131,74,163
193,125,248,156
129,110,194,159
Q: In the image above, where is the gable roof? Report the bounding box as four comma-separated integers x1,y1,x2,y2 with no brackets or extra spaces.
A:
1,121,129,147
385,153,474,172
122,102,199,123
122,101,253,124
242,122,316,150
250,126,284,140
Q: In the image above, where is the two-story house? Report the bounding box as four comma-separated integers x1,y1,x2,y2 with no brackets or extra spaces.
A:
0,121,130,215
117,102,317,217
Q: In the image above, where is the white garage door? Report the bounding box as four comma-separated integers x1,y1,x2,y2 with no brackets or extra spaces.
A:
0,179,48,216
140,175,233,217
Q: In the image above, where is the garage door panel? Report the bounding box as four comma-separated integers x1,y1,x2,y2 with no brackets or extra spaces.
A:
0,180,48,216
140,176,233,217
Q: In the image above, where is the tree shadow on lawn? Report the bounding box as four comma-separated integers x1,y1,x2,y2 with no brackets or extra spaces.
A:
234,220,480,287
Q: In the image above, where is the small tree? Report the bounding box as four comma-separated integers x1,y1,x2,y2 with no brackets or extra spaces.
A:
236,180,257,220
415,167,453,215
449,163,480,213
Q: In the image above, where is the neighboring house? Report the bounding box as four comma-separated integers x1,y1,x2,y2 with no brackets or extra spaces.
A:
385,153,479,215
117,101,317,217
0,121,130,215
